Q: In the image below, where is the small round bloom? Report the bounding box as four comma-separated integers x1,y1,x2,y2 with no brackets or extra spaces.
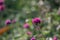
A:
5,19,11,25
32,17,41,24
23,23,30,28
31,37,36,40
27,31,32,35
53,36,58,40
0,5,5,11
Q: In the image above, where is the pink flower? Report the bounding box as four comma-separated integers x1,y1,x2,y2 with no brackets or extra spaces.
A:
32,17,41,24
0,5,5,11
53,36,58,40
0,2,4,5
31,37,36,40
27,31,32,35
5,19,11,25
0,0,4,2
23,23,30,28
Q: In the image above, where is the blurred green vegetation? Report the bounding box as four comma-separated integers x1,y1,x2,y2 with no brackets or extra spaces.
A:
0,0,60,40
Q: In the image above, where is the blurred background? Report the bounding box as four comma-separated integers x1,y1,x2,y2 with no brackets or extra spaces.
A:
0,0,60,40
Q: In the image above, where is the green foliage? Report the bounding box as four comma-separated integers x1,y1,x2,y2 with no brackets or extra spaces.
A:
0,0,60,40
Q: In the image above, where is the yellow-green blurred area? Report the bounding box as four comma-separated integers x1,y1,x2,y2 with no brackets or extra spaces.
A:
0,0,60,40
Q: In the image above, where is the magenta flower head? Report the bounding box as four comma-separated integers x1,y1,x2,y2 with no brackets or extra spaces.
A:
5,19,11,25
0,5,5,11
0,0,4,2
0,2,4,5
31,37,36,40
0,0,5,11
53,36,58,40
23,23,30,29
0,0,4,4
32,17,41,25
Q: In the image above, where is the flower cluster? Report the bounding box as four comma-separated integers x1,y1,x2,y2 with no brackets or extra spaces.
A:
0,0,5,11
4,17,59,40
23,17,41,40
5,19,16,25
